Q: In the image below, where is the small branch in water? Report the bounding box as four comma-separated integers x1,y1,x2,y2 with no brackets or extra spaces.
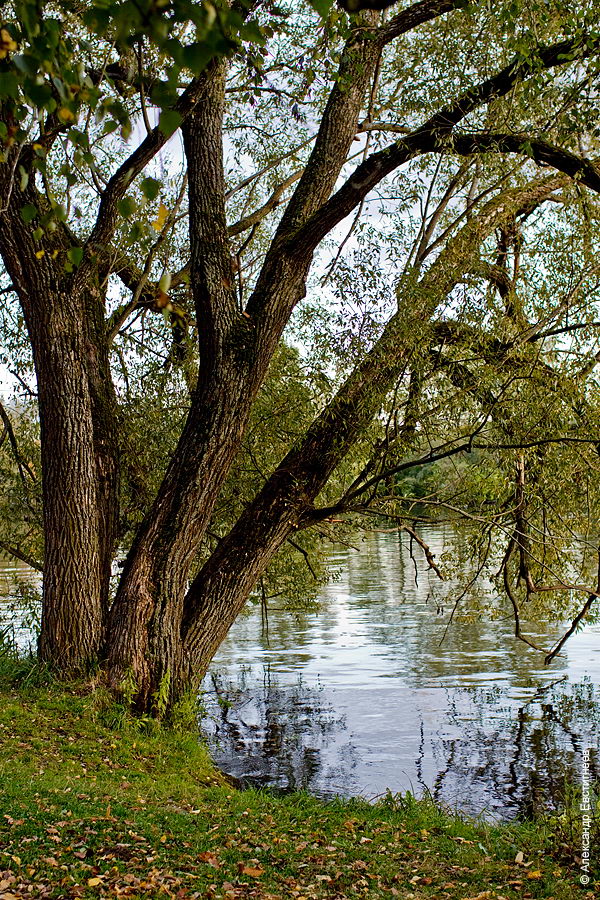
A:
287,538,318,580
502,536,548,653
260,577,270,646
403,525,444,580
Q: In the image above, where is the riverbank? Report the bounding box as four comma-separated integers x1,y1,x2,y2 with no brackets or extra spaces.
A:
0,675,596,899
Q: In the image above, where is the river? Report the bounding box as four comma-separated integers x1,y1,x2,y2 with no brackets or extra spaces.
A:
1,529,599,820
202,529,600,820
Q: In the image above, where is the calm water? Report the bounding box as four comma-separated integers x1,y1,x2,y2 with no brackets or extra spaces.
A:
202,529,600,819
2,532,599,820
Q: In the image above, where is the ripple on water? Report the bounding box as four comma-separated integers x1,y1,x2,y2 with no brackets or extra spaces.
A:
203,529,600,819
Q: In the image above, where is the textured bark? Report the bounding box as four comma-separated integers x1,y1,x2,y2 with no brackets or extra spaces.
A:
0,155,119,671
33,295,117,667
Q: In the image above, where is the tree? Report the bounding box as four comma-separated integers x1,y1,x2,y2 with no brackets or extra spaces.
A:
1,0,600,713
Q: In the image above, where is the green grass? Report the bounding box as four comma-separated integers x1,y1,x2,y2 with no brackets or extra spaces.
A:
0,670,597,899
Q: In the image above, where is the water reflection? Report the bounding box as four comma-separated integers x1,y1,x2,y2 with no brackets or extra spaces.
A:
204,530,600,819
0,556,40,652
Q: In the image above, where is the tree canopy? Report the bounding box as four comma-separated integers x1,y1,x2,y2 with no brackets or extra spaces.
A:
1,0,600,713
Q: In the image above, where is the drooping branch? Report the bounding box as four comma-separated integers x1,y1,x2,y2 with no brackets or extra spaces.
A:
403,525,444,579
501,536,546,652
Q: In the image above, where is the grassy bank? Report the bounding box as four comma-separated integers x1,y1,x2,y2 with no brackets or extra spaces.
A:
0,674,596,899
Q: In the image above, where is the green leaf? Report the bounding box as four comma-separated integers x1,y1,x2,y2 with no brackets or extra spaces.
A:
102,120,120,136
118,196,137,219
307,0,334,17
12,54,39,76
158,109,183,138
0,72,19,100
240,21,266,45
182,42,215,74
19,204,38,225
140,177,162,202
67,246,84,267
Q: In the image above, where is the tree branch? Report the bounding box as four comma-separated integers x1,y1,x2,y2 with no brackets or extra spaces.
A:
289,35,598,257
80,71,216,275
0,540,43,573
449,133,600,195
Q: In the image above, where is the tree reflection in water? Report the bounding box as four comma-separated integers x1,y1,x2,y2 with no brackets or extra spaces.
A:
202,672,599,820
204,666,356,795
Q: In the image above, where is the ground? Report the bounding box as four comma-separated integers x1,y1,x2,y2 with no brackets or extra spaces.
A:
0,675,596,899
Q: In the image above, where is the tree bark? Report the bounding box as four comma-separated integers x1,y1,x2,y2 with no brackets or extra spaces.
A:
0,157,119,671
33,291,119,668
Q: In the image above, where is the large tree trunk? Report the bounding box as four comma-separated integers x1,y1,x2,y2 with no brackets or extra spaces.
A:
105,363,257,708
0,281,119,672
0,135,121,671
27,286,119,670
105,19,384,712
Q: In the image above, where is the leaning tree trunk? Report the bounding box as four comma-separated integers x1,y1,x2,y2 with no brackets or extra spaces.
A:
172,173,569,700
105,20,384,712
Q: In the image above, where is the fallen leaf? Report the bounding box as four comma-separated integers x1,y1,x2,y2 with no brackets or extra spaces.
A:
240,865,264,877
527,870,542,879
87,877,103,886
515,851,524,864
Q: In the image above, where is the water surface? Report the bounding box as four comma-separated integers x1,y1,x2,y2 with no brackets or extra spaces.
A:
203,529,600,819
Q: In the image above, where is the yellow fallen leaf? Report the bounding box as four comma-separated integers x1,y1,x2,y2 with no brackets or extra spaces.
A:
35,250,45,259
241,865,264,877
87,877,102,886
152,203,169,232
11,856,21,866
527,870,543,879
